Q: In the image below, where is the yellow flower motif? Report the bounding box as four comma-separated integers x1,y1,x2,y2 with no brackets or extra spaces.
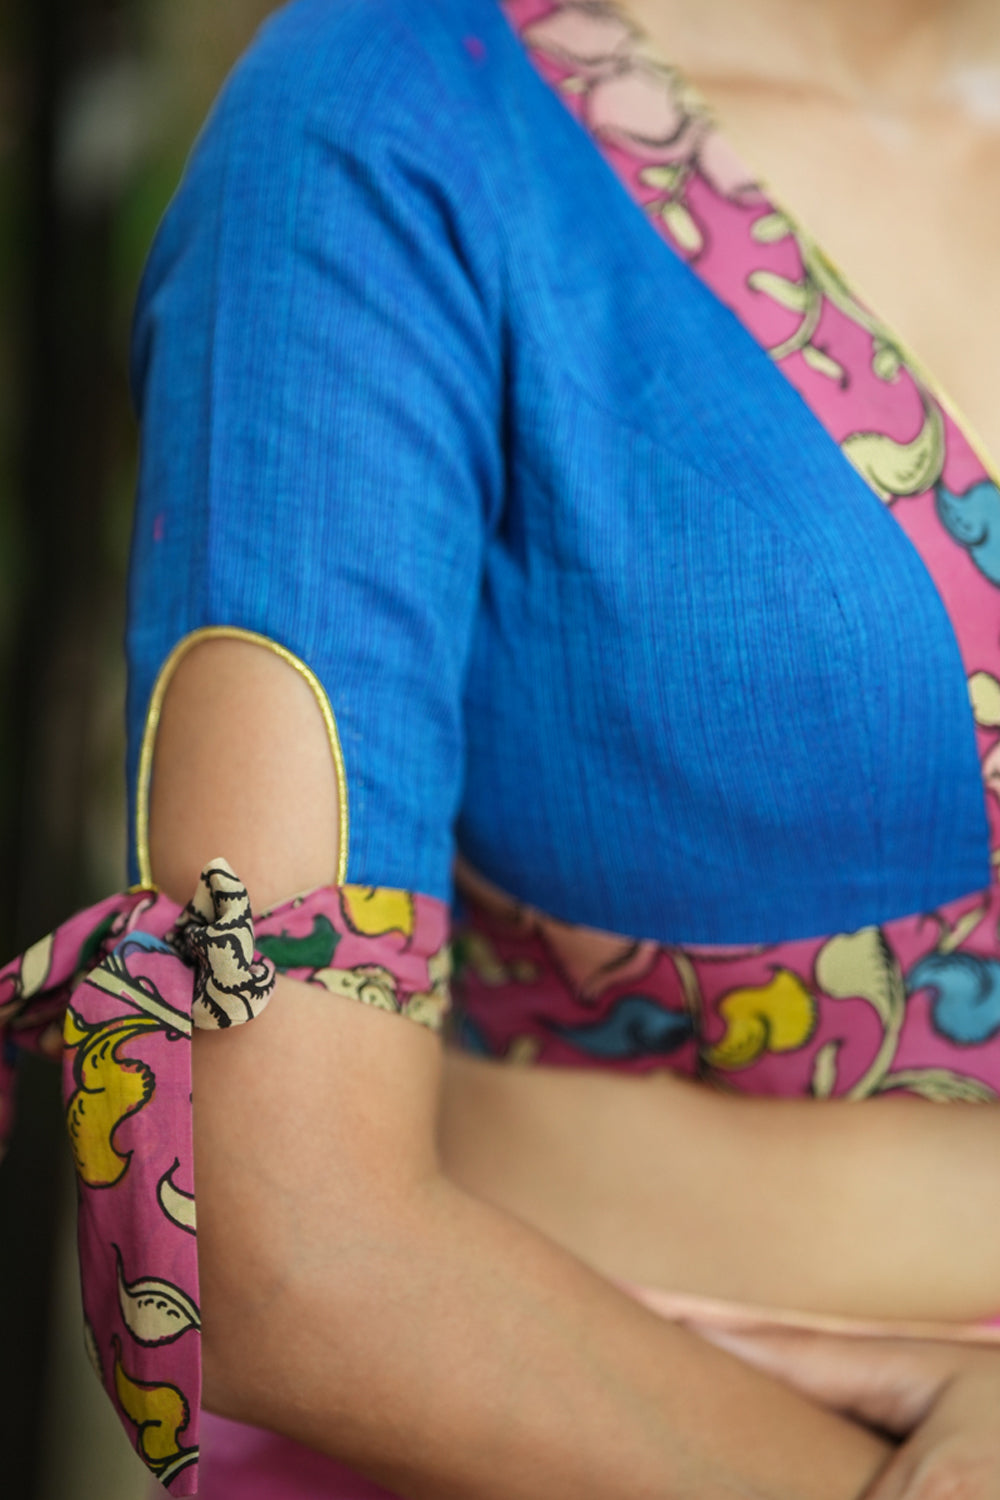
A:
340,885,415,939
704,970,817,1070
969,670,1000,729
64,1010,160,1187
113,1338,192,1473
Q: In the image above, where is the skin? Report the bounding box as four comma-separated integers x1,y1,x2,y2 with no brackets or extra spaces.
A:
438,1048,1000,1322
438,0,1000,1330
618,0,1000,459
144,3,1000,1490
433,0,1000,1489
152,637,893,1499
685,1329,1000,1497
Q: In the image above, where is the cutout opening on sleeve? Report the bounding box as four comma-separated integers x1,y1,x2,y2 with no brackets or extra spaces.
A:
133,625,350,891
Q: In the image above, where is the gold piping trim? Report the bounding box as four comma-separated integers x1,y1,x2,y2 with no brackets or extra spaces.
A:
134,625,349,890
601,0,1000,492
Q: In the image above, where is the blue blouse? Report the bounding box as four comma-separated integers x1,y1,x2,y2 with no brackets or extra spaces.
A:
126,0,988,944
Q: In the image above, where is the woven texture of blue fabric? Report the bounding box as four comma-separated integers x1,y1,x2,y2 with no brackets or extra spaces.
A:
126,0,989,943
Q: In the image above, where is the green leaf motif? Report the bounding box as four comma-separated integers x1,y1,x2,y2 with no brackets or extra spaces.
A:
871,343,902,382
877,1069,998,1103
747,269,810,313
661,200,704,255
815,927,899,1025
77,911,121,974
750,211,792,244
801,345,845,382
810,1039,840,1099
257,914,341,972
639,164,682,192
841,399,945,502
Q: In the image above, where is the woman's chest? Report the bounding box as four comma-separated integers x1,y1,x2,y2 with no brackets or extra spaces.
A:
455,2,1000,950
452,0,1000,1105
685,83,1000,463
462,127,993,950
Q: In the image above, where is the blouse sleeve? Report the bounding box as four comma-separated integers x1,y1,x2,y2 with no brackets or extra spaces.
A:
0,9,504,1494
126,0,504,901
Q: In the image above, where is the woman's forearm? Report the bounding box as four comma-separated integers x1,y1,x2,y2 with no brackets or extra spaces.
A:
179,916,890,1499
204,1160,892,1499
438,1050,1000,1323
147,635,890,1494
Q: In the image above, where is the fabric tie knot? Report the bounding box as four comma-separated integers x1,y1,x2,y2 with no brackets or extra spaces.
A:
169,858,276,1029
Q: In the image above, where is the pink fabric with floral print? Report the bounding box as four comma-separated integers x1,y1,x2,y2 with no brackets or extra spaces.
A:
0,866,450,1496
3,6,1000,1498
459,0,1000,1115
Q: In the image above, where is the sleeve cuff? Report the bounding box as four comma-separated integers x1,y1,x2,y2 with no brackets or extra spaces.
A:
0,860,451,1494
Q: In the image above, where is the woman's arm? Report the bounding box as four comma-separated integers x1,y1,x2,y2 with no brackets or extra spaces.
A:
436,1048,1000,1324
155,637,893,1500
683,1325,1000,1499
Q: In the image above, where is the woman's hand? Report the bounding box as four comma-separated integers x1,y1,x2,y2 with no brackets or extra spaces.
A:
689,1322,1000,1497
868,1364,1000,1500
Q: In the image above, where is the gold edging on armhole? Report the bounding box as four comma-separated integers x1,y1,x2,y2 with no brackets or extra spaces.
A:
134,624,350,890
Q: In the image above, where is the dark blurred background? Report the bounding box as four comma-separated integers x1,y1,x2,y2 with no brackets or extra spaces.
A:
1,4,274,1494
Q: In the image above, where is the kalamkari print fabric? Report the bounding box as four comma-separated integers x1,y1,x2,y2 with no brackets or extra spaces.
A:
0,860,450,1495
452,0,1000,1104
5,2,1000,1488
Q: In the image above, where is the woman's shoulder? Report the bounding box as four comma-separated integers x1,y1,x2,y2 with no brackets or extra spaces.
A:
209,0,526,153
134,0,527,356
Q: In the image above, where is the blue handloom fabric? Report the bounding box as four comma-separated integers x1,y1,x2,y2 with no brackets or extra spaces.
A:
126,0,989,944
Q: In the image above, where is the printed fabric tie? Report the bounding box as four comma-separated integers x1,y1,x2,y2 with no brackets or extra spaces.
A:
0,859,451,1495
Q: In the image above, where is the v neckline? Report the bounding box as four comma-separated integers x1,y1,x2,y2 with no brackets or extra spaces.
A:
506,0,1000,494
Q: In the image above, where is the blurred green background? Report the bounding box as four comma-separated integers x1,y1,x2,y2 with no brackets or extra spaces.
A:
0,4,274,1494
